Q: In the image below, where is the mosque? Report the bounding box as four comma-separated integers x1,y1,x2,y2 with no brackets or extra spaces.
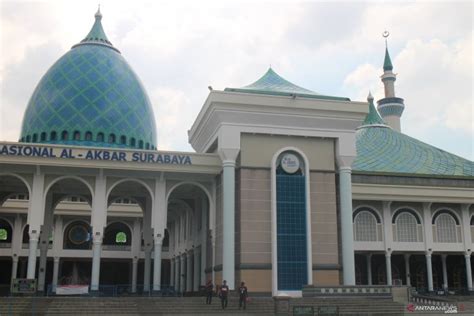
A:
0,9,473,297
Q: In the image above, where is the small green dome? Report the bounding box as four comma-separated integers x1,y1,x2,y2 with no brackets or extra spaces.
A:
20,10,157,150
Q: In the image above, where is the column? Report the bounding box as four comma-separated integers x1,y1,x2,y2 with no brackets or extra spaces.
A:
186,251,193,292
441,254,448,291
465,253,472,291
175,256,180,292
144,250,151,292
339,166,355,285
404,254,411,287
170,258,175,287
131,257,138,293
153,237,163,292
218,148,238,290
38,195,53,292
385,251,392,286
366,254,372,285
193,248,200,291
52,257,60,293
200,200,208,286
180,254,186,293
26,230,39,279
90,234,102,291
11,255,19,281
426,251,434,292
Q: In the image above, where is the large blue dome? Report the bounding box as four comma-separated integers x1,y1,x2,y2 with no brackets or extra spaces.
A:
20,10,157,150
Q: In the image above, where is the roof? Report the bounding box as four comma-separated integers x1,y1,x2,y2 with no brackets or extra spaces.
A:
383,47,393,71
354,105,473,177
224,68,350,101
20,10,157,149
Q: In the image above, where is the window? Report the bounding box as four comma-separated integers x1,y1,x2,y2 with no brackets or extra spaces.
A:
116,232,127,243
50,131,57,141
120,135,126,145
354,211,377,241
26,135,31,142
145,143,150,149
436,213,457,243
396,213,418,242
61,130,68,141
85,131,92,141
138,140,144,149
32,134,38,142
40,132,46,141
0,228,7,241
108,134,116,143
73,131,81,141
130,138,136,147
97,132,104,142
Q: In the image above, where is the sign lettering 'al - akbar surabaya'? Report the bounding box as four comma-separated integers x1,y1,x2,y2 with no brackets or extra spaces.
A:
0,144,192,165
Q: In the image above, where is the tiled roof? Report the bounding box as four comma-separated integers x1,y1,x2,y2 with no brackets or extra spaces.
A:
225,68,350,101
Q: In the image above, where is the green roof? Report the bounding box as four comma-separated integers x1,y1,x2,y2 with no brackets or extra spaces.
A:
225,68,350,101
360,92,387,126
354,108,473,177
383,47,393,71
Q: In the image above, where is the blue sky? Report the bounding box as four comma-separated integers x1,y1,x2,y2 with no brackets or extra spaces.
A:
1,0,472,160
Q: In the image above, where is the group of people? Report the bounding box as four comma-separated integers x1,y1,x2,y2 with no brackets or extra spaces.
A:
205,280,248,310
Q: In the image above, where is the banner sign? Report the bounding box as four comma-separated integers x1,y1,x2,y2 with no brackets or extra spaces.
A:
11,278,36,294
0,144,192,165
56,285,89,295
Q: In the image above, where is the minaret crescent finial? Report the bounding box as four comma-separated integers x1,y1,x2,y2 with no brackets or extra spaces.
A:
383,30,390,48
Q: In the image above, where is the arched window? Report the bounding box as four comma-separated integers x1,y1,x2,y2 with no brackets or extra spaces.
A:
116,232,127,243
396,212,418,242
40,132,46,141
26,135,31,142
97,132,104,142
138,140,144,149
130,138,136,147
436,213,457,243
120,135,126,145
61,130,68,141
275,150,308,291
32,134,38,142
73,130,81,141
354,211,377,241
145,143,150,149
85,131,92,141
50,131,57,141
108,133,116,143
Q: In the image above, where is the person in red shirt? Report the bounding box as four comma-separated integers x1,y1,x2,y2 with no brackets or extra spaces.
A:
239,281,248,310
219,280,229,309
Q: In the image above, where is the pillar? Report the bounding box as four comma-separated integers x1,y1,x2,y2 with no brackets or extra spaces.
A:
441,254,448,290
222,159,236,289
38,194,53,292
144,250,151,292
426,252,433,292
193,248,200,291
465,253,473,291
131,257,138,293
26,230,39,279
339,166,355,285
153,237,163,292
90,234,102,291
11,255,19,281
200,200,208,286
180,254,186,293
170,258,175,287
385,251,392,286
404,254,411,287
186,251,193,292
52,257,59,293
366,254,372,285
175,256,180,292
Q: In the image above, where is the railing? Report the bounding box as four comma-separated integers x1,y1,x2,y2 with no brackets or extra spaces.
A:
0,243,12,248
102,245,131,251
44,284,180,297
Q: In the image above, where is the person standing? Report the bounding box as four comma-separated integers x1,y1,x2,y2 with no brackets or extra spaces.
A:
239,281,248,310
219,280,229,310
205,279,214,304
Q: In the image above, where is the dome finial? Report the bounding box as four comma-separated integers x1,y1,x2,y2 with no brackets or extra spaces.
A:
95,4,102,19
382,31,393,71
367,91,374,102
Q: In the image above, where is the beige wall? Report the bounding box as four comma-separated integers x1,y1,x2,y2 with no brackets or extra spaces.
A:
240,134,335,171
313,270,340,285
237,269,272,292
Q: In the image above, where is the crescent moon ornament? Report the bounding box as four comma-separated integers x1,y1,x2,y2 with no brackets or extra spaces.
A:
383,31,390,38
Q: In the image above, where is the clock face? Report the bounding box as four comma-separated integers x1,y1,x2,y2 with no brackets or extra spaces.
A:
68,225,89,245
281,153,300,174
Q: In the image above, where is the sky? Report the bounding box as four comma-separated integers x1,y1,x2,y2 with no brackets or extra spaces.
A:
0,0,472,160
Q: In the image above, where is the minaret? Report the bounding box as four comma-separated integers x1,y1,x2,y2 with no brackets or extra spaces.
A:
377,33,405,132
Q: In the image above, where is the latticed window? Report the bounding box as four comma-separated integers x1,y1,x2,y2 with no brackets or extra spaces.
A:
0,228,7,241
115,232,127,243
354,211,377,241
396,213,418,242
436,214,457,243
